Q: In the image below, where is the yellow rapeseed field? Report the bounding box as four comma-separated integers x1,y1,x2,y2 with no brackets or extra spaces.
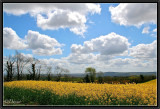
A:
4,79,157,105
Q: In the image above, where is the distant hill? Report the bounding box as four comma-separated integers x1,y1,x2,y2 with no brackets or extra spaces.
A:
3,72,156,77
67,72,156,77
103,72,156,77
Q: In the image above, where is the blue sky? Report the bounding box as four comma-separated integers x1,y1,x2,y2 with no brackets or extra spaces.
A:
3,3,157,73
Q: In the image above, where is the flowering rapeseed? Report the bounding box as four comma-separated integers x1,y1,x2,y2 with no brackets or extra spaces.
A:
4,79,157,105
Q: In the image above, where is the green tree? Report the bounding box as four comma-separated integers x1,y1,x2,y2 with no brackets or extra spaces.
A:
140,75,144,82
85,67,96,83
84,74,90,83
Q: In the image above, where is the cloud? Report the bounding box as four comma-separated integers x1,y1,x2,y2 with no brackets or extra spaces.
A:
20,53,33,58
4,3,101,36
96,54,113,61
39,55,157,73
142,26,150,34
63,33,157,72
109,58,132,66
25,30,61,49
109,3,157,27
153,28,157,32
130,40,157,59
37,37,157,73
69,25,87,36
3,27,27,49
108,58,156,70
40,58,70,70
32,48,62,56
65,53,97,64
4,3,101,16
3,27,63,56
88,21,95,24
25,30,63,56
71,32,130,55
37,10,87,36
150,34,157,37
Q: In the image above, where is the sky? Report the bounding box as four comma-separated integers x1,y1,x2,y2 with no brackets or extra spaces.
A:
3,3,157,73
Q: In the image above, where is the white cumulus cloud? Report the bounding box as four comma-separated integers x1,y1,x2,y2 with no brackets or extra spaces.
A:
130,40,157,59
32,48,62,56
25,30,63,56
3,27,63,56
4,3,101,36
109,3,157,27
65,53,97,64
71,32,130,55
3,27,27,49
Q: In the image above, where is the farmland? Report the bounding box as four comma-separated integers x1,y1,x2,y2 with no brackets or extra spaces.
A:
4,79,157,106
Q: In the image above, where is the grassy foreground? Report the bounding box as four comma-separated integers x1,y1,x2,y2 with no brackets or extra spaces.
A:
4,87,89,105
4,79,157,106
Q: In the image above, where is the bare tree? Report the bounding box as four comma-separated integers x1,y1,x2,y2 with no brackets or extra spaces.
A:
4,55,15,81
46,65,52,81
97,71,104,84
15,50,30,80
64,69,70,82
36,64,41,80
27,57,40,80
53,66,70,82
64,69,69,74
54,66,65,82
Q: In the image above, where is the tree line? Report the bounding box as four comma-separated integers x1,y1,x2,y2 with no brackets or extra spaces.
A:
4,50,69,82
83,67,156,84
83,67,104,84
4,51,156,84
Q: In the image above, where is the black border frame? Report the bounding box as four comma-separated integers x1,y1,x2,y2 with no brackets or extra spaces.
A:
0,0,159,109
